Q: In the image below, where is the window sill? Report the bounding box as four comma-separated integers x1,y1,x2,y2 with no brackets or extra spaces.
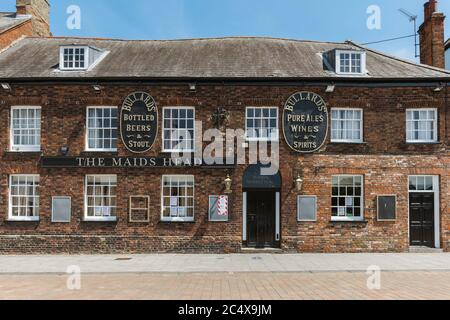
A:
83,218,117,222
405,141,441,145
160,219,195,223
329,141,367,145
5,150,42,155
82,150,119,154
6,218,40,222
329,220,368,224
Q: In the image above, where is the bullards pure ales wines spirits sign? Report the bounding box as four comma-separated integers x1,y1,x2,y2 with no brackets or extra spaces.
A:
283,92,328,153
120,92,158,153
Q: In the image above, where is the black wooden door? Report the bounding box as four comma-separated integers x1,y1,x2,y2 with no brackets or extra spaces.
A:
410,193,435,248
247,191,276,248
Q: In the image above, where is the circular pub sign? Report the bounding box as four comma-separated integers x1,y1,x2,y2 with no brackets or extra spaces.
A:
283,92,328,153
120,92,158,153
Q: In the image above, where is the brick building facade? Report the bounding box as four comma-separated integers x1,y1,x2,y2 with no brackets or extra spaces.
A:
0,0,449,254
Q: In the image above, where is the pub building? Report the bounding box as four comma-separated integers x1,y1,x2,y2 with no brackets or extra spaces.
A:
0,0,449,254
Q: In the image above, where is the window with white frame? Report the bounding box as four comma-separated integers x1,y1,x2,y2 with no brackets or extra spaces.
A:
331,109,363,142
161,175,194,222
336,50,365,75
10,107,41,152
409,176,435,191
60,46,87,70
332,175,363,221
86,107,118,151
245,107,278,141
162,107,195,152
85,175,117,221
9,175,40,221
406,109,438,143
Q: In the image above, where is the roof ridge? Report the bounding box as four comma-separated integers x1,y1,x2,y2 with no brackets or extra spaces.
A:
348,41,450,76
26,35,350,45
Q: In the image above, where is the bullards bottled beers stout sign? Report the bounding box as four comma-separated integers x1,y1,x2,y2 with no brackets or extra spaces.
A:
120,92,158,153
283,92,329,153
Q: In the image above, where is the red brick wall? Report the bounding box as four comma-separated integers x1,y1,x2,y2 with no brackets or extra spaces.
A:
0,21,32,50
0,83,448,254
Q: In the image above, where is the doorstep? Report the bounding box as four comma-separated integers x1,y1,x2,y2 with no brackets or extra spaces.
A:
240,247,283,254
409,246,444,253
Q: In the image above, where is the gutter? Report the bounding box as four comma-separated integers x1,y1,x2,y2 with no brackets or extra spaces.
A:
0,77,450,87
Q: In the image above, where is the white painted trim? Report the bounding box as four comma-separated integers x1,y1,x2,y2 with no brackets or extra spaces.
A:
8,174,40,222
160,175,195,223
85,106,118,152
331,174,365,222
407,175,440,249
330,108,364,143
275,192,280,241
405,108,438,143
84,174,118,222
10,106,42,152
242,192,247,241
59,46,89,71
335,50,367,75
244,106,279,142
161,106,196,153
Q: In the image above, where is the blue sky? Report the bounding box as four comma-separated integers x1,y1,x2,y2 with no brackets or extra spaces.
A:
1,0,449,62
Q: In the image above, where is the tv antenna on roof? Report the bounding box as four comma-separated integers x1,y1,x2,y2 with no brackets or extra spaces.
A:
399,8,419,58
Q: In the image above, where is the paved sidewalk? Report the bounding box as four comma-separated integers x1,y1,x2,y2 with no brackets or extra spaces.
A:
1,253,450,274
1,271,450,300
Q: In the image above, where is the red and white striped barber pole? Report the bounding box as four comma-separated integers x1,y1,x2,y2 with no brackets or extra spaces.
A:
217,196,229,216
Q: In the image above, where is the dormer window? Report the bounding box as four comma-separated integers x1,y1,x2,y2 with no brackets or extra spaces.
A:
59,45,109,71
335,50,366,75
60,46,88,70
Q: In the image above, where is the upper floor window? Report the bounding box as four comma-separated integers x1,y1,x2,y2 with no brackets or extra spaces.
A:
331,108,363,143
406,109,438,143
60,46,88,70
9,175,40,222
162,107,195,152
10,106,41,152
86,107,118,152
336,50,366,75
245,107,278,141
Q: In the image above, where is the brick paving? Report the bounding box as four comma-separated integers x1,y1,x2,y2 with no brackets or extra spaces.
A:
1,271,450,300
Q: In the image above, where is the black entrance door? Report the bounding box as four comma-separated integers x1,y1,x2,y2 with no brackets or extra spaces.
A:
410,193,435,248
247,191,276,248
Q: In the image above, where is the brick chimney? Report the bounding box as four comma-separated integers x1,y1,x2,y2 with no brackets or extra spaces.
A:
16,0,51,37
418,0,446,68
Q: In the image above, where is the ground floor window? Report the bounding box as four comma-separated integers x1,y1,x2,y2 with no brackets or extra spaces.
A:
85,175,117,221
8,175,40,221
331,175,363,221
161,175,194,222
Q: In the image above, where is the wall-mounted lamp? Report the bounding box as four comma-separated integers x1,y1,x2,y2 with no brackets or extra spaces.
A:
325,84,335,93
224,174,232,194
59,146,69,156
433,85,443,92
92,85,103,92
189,83,196,91
294,174,303,192
1,83,11,91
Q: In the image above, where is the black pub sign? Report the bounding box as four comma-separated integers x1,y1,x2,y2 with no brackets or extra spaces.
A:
283,92,328,153
120,92,158,153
